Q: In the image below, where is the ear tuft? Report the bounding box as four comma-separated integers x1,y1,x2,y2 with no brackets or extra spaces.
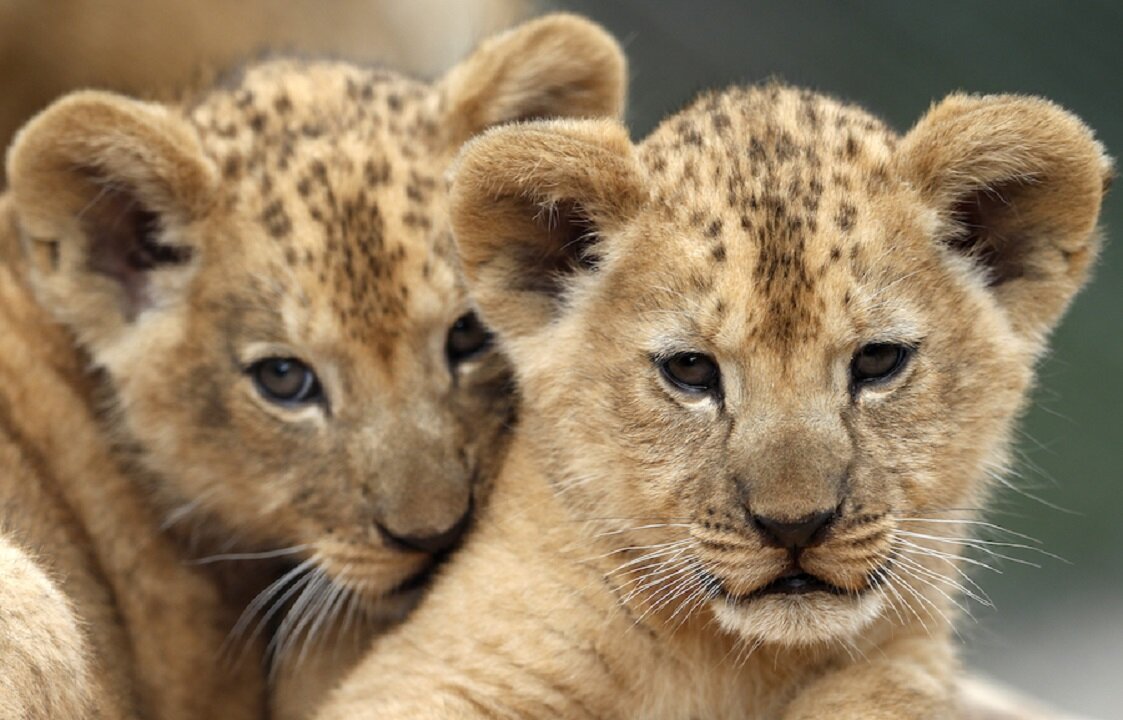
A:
440,13,626,147
450,118,645,341
78,183,194,319
897,93,1110,342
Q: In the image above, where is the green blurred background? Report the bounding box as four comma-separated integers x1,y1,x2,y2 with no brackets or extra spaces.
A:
545,0,1121,715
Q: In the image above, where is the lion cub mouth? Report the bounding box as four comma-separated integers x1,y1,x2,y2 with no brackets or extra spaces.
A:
714,565,850,603
752,571,843,597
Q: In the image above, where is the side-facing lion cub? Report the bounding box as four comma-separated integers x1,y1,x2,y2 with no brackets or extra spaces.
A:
0,14,624,720
318,85,1110,718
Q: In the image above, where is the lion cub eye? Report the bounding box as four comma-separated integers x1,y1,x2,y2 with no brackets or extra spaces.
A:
249,357,323,405
850,343,912,386
660,352,721,394
446,311,492,365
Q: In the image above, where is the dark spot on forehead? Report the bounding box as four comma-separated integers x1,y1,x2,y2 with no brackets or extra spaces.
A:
364,158,392,186
836,203,857,233
261,200,292,238
223,155,242,180
273,94,293,114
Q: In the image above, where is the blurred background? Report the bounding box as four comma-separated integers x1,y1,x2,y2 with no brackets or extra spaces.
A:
1,0,1118,715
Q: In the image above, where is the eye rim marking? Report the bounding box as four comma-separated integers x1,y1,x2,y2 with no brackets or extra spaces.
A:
248,356,325,406
445,310,493,366
849,341,916,391
656,351,723,396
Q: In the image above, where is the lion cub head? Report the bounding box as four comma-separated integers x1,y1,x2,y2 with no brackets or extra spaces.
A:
450,86,1109,645
4,14,625,619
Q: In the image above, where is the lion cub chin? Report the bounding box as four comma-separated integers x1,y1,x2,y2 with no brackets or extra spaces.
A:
316,83,1109,719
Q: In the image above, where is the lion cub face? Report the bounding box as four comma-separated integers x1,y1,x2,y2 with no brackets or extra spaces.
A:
451,87,1109,644
6,14,625,618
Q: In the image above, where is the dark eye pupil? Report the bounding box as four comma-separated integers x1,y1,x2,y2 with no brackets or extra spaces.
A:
851,343,908,384
252,357,320,403
662,352,720,392
446,312,492,363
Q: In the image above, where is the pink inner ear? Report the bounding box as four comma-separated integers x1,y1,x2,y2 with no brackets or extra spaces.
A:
81,181,192,320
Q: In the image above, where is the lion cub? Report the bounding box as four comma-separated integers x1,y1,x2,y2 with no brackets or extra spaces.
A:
318,85,1110,718
0,14,624,720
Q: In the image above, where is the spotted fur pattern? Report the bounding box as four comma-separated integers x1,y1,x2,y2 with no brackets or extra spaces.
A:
318,83,1110,719
0,13,625,719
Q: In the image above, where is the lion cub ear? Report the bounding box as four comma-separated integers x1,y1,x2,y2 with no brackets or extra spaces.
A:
6,91,217,350
449,118,646,344
439,13,626,147
896,93,1112,347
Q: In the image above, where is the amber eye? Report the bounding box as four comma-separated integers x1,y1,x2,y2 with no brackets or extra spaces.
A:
250,357,322,404
660,352,721,394
850,343,912,386
446,311,492,365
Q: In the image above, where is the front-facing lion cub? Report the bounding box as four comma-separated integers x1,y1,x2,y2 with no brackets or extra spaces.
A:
0,13,625,720
318,86,1110,718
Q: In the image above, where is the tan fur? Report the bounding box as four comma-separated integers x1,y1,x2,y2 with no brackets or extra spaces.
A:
319,86,1109,718
0,14,624,719
0,532,91,719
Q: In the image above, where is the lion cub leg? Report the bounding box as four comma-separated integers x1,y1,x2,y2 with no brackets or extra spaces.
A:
0,532,92,719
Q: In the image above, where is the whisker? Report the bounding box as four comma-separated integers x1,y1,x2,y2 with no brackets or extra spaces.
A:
584,537,692,560
895,547,994,609
269,567,331,676
895,531,1055,566
895,539,1002,574
984,469,1079,515
891,555,978,618
893,517,1043,545
296,576,349,668
592,523,692,538
882,566,945,635
603,542,692,578
224,556,319,663
187,545,309,565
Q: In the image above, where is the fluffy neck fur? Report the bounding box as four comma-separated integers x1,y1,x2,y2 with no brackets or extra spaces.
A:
0,197,267,719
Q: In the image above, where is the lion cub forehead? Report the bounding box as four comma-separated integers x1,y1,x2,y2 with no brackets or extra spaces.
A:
184,60,461,350
627,84,932,350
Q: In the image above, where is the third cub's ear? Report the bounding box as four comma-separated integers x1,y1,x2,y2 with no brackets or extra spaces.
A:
6,91,216,349
449,118,646,341
439,13,626,147
896,93,1112,346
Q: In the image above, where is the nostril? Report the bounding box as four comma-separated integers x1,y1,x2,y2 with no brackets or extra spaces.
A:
377,506,472,556
752,510,835,550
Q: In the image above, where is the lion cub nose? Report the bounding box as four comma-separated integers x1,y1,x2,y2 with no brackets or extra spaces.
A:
752,510,834,551
378,507,471,555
